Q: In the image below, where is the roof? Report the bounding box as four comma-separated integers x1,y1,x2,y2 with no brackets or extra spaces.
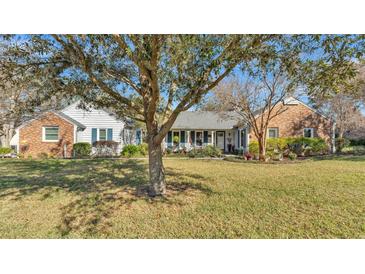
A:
171,111,242,130
17,111,86,130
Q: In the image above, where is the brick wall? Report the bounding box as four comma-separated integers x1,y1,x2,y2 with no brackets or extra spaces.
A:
19,112,74,158
250,102,333,143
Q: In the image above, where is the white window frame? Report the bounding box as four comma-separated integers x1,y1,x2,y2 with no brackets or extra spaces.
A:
98,128,107,141
42,126,59,142
267,127,279,139
303,128,314,138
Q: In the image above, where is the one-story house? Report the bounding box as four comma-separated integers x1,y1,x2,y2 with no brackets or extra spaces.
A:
10,101,142,158
165,97,335,153
10,97,334,157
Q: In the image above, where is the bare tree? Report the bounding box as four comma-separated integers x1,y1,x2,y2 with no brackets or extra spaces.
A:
315,94,364,139
213,61,297,160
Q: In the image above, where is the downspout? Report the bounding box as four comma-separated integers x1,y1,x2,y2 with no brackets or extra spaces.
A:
246,126,250,153
332,121,337,154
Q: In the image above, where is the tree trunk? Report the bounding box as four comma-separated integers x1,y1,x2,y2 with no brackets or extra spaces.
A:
147,136,166,197
0,123,15,148
258,137,266,161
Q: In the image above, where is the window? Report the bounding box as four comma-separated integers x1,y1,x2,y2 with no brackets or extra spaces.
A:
43,126,59,142
173,131,180,145
268,128,279,138
99,129,107,141
304,128,314,138
196,131,203,146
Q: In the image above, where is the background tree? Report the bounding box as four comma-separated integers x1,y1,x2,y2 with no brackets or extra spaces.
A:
1,34,363,196
315,94,363,139
0,40,69,147
212,58,297,160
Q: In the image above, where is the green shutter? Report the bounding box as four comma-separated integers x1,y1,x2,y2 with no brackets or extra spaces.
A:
203,131,208,143
191,131,195,144
91,128,97,145
107,128,113,141
167,131,172,144
180,131,185,143
136,130,141,144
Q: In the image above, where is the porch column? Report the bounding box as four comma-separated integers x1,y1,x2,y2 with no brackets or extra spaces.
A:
211,131,214,146
187,130,190,149
245,127,250,152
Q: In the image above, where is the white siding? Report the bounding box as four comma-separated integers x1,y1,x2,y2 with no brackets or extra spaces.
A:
62,102,125,147
10,129,19,151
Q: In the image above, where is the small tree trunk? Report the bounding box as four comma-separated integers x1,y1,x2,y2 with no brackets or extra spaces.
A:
0,123,15,148
147,136,166,197
258,137,266,161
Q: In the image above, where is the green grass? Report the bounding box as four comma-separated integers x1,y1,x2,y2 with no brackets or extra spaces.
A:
1,156,365,238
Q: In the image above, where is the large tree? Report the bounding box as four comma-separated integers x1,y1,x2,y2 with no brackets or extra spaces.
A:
1,34,363,196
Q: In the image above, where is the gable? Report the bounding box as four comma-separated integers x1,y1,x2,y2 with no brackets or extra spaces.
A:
61,101,125,128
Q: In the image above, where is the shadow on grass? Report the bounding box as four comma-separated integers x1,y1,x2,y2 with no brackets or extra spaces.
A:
311,154,365,162
0,159,213,237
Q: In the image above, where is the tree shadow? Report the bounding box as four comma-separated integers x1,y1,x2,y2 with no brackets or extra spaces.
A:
311,154,365,162
0,159,214,237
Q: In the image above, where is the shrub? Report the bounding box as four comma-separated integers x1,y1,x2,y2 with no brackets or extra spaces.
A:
335,138,350,152
173,136,180,145
93,141,119,157
288,152,297,160
188,145,222,158
0,147,12,155
249,141,259,154
342,145,365,155
249,137,328,157
121,144,140,157
271,151,283,161
138,143,148,156
202,145,222,158
37,152,49,159
73,142,92,158
349,139,365,146
121,143,148,157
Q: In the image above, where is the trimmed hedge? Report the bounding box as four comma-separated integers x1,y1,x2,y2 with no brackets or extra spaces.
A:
0,147,12,155
188,145,222,158
73,142,92,157
349,139,365,146
121,143,148,157
341,145,365,154
249,137,329,156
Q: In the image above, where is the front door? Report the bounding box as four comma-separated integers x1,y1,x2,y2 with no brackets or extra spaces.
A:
216,131,225,150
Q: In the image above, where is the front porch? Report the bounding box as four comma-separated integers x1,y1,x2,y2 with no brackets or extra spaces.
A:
165,128,249,153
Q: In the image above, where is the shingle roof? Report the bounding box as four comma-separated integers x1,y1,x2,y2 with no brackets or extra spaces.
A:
171,111,242,130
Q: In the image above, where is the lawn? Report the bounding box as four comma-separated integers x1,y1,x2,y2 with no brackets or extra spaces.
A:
0,156,365,238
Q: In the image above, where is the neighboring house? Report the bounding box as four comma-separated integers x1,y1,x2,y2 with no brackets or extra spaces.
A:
10,101,142,158
165,97,335,153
